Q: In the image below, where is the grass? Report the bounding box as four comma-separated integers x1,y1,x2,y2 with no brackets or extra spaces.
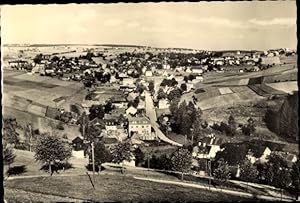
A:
4,174,254,202
5,188,82,202
4,149,87,177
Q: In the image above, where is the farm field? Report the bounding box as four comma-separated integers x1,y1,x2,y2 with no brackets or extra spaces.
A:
3,106,81,139
265,81,298,94
4,174,254,202
3,70,84,109
196,88,264,111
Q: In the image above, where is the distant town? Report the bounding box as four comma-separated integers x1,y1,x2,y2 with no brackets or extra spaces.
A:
3,42,299,201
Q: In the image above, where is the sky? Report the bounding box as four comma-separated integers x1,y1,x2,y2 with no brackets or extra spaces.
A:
1,1,297,50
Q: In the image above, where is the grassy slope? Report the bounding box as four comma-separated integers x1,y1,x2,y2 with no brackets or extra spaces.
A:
4,188,82,202
4,174,253,202
4,149,87,177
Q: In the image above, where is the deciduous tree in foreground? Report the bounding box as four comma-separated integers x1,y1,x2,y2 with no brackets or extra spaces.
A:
34,135,72,176
170,148,192,180
213,158,231,191
111,142,133,173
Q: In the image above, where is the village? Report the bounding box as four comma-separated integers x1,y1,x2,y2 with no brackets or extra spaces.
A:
2,2,299,202
3,44,299,194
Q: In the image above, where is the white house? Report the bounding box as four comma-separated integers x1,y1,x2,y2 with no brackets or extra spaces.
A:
128,116,154,140
191,68,203,74
122,78,135,86
163,64,171,69
126,106,137,116
246,146,272,164
196,76,204,82
185,67,192,73
192,144,221,160
145,70,153,77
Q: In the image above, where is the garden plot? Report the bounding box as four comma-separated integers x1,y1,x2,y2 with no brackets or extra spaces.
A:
218,87,233,95
12,89,61,108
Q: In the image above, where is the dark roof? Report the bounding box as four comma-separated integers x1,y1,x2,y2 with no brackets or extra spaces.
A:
249,145,268,158
72,136,83,144
90,117,105,127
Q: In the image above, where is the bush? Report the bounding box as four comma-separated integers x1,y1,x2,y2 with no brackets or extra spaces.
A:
56,122,65,130
85,164,101,172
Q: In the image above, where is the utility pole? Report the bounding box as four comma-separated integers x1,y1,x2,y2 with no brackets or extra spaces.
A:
91,141,96,188
208,159,212,191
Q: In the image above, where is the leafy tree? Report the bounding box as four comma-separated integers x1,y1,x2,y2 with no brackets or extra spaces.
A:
59,112,73,123
291,160,300,200
157,88,167,100
34,135,72,175
93,141,112,169
84,124,103,143
170,148,192,180
134,147,145,167
171,100,187,134
3,118,20,146
111,142,133,173
104,100,113,114
215,143,249,166
188,74,196,81
167,88,182,101
184,76,189,83
148,80,155,93
180,83,187,92
187,101,198,122
263,153,291,199
278,92,299,141
242,117,256,136
213,158,231,189
51,56,59,62
3,142,16,169
23,123,38,152
33,54,43,64
89,104,105,120
70,104,81,115
77,112,89,136
227,115,237,137
191,117,203,142
133,97,140,108
136,83,146,94
271,168,292,200
239,158,259,190
169,97,180,114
